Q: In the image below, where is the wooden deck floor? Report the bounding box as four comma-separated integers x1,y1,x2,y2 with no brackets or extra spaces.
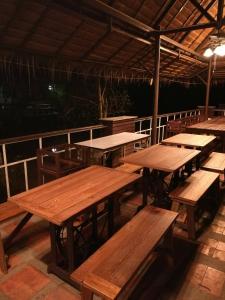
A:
0,191,225,300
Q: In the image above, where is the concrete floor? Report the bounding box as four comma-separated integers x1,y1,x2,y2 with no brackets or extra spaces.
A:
0,192,225,300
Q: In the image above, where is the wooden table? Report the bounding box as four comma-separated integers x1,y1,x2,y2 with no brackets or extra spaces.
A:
9,165,140,285
75,132,149,166
186,117,225,151
122,144,200,208
161,133,216,149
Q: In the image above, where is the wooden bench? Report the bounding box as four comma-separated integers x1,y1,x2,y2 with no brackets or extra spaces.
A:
0,202,25,273
201,151,225,181
115,163,142,173
71,206,178,300
169,170,220,240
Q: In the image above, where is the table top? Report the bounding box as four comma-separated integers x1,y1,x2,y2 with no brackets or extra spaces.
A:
75,132,149,151
161,133,216,148
187,117,225,133
9,165,140,226
121,144,200,173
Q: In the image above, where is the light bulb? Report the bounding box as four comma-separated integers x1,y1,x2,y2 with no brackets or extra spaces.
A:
203,48,213,57
214,44,225,56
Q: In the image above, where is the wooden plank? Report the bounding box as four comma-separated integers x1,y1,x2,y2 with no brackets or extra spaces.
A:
201,152,225,173
0,202,24,224
71,206,178,291
169,170,219,205
9,166,140,225
115,163,142,173
122,144,200,173
75,132,149,151
162,133,216,148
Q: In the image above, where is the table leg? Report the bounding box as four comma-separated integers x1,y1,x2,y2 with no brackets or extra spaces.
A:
91,207,98,241
4,213,32,250
142,167,150,208
107,198,114,237
67,220,76,273
49,223,58,267
187,206,196,240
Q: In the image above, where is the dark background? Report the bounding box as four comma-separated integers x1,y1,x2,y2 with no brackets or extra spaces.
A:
0,76,224,139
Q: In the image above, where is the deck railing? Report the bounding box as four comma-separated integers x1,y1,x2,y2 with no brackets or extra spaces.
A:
135,109,200,144
0,108,201,201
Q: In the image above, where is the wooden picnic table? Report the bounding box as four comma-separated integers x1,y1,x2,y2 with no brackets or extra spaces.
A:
9,165,141,285
161,133,216,149
75,132,149,166
122,144,200,208
186,117,225,151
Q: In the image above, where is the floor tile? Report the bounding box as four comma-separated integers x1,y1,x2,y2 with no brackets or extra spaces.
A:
200,267,225,297
210,224,224,234
216,241,225,251
213,249,225,262
186,263,207,285
43,285,80,300
198,244,215,256
0,265,51,300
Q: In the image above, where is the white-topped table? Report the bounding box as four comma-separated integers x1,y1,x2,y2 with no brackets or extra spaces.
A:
75,132,149,166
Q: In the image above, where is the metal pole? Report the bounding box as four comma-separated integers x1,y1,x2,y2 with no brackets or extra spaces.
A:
151,33,160,145
205,57,212,120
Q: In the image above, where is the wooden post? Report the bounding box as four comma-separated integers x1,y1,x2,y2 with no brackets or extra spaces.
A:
151,33,161,145
205,58,212,120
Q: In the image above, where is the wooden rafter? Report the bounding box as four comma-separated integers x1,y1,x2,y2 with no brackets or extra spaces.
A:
163,0,189,31
19,1,53,48
189,0,215,22
82,0,206,61
152,0,177,27
155,21,216,35
81,30,110,60
101,0,148,62
55,21,84,55
0,0,25,40
179,0,216,43
217,0,224,28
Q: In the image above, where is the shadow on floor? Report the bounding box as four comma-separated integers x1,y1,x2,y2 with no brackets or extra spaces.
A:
130,237,199,300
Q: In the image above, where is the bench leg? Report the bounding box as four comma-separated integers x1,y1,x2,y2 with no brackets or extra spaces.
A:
187,206,196,240
81,286,94,300
0,233,8,274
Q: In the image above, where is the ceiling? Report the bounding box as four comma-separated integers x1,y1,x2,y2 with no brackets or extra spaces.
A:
0,0,224,83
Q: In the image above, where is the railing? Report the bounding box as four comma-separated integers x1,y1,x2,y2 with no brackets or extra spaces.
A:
135,109,200,144
0,125,105,201
0,108,202,201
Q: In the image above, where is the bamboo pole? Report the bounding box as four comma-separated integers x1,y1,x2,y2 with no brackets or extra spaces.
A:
204,57,212,120
151,34,160,145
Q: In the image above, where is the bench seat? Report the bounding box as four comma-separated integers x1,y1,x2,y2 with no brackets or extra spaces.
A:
0,202,25,274
71,206,178,300
201,151,225,180
169,170,219,239
115,163,142,173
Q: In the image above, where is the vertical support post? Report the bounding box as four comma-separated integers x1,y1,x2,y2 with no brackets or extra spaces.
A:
205,58,212,120
151,33,161,145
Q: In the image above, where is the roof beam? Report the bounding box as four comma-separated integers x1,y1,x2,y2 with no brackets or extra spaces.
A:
155,21,216,35
55,21,84,55
153,0,177,27
189,0,215,23
82,0,206,61
105,0,148,62
81,30,110,60
217,0,224,29
0,0,25,40
19,1,53,48
179,0,216,43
